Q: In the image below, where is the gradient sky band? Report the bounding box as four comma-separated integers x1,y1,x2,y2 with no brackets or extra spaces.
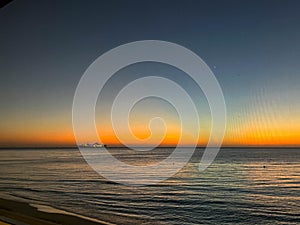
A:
72,40,227,185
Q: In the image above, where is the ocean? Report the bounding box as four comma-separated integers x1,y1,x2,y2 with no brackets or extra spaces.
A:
0,148,299,224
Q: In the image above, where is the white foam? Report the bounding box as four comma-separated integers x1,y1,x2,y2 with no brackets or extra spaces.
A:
29,203,115,225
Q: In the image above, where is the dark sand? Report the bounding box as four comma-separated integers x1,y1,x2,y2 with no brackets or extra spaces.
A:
0,198,109,225
0,198,151,225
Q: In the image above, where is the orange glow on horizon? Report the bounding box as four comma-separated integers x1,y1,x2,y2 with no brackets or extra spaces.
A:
0,124,299,147
0,113,299,147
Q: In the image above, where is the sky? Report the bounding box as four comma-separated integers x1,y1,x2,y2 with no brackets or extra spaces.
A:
0,0,299,147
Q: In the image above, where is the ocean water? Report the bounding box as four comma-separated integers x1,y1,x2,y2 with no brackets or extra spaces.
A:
0,148,299,224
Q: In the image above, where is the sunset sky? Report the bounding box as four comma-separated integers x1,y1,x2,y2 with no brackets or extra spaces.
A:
0,0,299,147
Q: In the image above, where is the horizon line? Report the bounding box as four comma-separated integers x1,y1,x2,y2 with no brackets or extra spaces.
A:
1,145,300,149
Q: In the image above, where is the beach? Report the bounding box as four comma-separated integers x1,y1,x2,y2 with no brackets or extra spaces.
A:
0,197,109,225
0,196,154,225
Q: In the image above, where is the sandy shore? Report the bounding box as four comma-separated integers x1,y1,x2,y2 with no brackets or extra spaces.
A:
0,197,110,225
0,196,155,225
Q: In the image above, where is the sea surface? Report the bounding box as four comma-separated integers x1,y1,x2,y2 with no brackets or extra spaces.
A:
0,148,299,224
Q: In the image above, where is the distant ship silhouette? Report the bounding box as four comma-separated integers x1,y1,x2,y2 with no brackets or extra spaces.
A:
79,142,107,148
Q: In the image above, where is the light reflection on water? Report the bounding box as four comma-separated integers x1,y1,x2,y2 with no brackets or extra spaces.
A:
0,148,299,224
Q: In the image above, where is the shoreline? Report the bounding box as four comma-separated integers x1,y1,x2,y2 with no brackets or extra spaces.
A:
0,197,110,225
0,195,154,225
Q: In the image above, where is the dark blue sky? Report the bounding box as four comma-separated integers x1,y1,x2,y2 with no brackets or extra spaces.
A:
0,0,299,146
